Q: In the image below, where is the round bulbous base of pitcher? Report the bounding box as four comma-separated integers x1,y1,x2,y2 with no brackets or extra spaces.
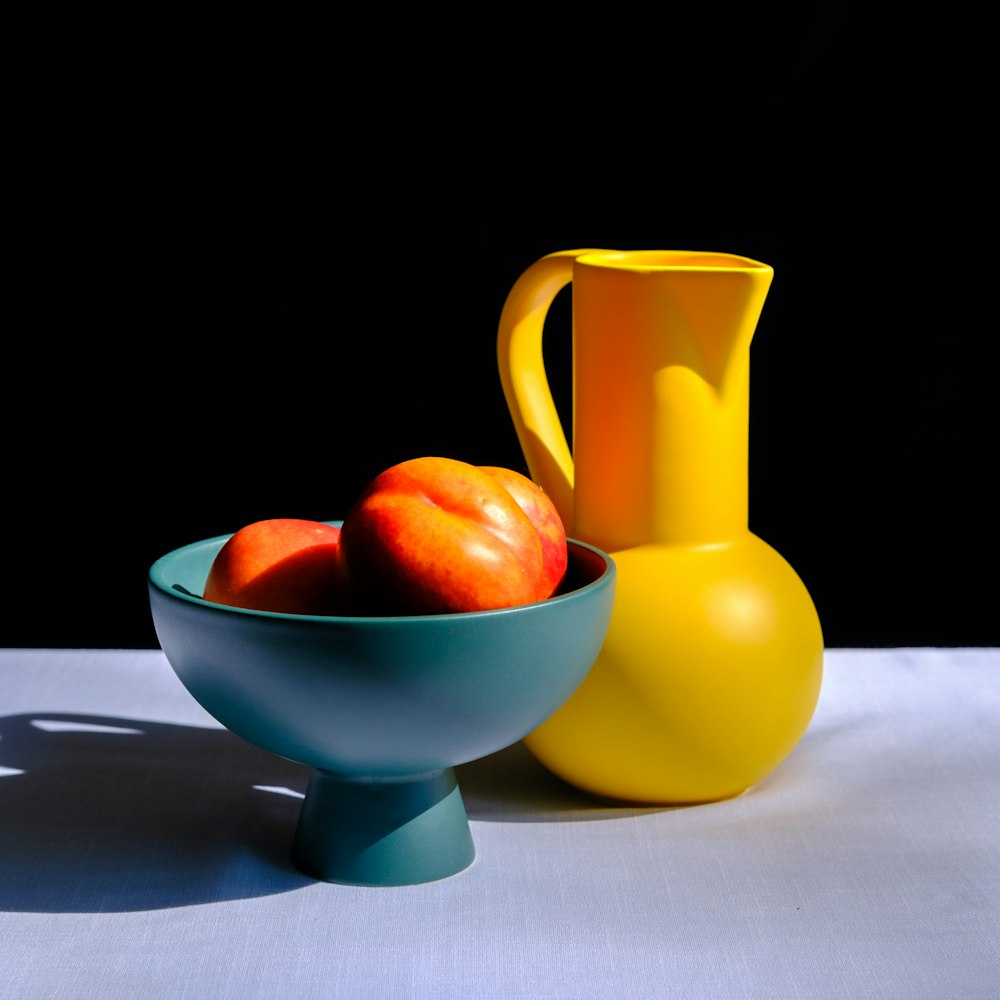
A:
523,533,824,805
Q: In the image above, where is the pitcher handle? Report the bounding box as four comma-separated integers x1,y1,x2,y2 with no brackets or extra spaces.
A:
496,249,607,534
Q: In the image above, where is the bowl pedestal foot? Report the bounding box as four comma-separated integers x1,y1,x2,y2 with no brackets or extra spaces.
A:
290,766,476,886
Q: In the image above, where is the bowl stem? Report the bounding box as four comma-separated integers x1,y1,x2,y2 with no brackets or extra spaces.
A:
291,766,476,886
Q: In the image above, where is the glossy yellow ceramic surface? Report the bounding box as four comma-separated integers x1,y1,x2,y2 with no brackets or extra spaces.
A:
498,249,823,804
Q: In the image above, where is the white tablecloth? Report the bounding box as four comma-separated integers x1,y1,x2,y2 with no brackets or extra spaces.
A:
1,647,997,999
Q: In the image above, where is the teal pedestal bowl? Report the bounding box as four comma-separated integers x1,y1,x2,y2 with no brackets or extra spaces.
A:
148,528,615,886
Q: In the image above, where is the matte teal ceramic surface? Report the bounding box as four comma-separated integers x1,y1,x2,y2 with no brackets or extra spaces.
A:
148,525,615,886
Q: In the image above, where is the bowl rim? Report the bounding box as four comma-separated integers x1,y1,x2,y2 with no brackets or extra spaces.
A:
148,522,615,624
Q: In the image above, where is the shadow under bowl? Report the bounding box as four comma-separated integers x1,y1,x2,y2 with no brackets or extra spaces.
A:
148,527,615,886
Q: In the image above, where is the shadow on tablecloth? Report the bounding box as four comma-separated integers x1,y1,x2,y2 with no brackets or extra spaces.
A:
0,711,659,912
0,712,315,912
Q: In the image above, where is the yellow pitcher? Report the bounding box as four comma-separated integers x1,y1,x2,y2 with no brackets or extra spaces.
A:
497,249,823,804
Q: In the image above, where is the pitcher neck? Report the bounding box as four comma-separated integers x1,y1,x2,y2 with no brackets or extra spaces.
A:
573,362,750,551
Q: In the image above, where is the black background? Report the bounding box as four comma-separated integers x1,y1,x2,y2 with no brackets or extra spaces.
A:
4,5,996,649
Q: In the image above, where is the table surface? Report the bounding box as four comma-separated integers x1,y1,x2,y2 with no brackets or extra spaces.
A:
2,647,997,1000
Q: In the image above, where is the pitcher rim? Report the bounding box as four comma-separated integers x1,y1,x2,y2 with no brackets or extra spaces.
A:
575,250,772,273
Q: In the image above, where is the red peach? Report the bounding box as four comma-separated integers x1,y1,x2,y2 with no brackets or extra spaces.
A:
203,518,345,615
338,456,547,615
